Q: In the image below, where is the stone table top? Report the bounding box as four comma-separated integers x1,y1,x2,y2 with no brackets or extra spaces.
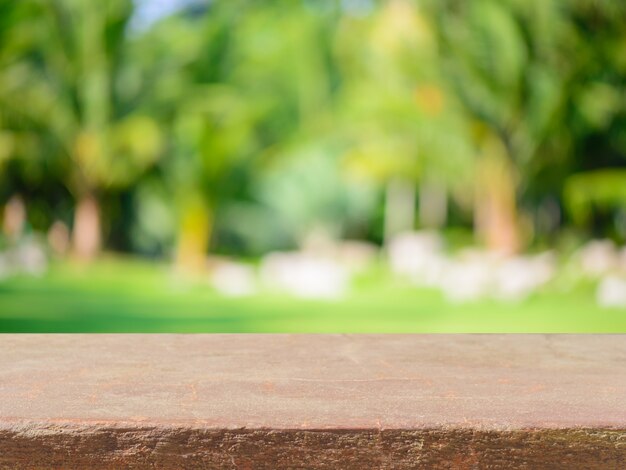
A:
1,334,625,468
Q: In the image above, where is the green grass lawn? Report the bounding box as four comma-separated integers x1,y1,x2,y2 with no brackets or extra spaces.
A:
0,256,625,332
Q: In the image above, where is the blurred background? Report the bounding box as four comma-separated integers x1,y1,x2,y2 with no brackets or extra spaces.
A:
1,0,626,332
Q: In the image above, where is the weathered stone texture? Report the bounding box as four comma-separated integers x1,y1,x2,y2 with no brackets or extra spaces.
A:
0,334,624,468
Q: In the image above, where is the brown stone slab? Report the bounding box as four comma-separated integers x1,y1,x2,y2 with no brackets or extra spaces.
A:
0,334,625,469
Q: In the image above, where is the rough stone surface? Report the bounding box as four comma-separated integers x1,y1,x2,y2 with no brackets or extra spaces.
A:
0,334,625,469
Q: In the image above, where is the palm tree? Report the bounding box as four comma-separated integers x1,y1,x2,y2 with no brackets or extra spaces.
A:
140,0,340,271
2,0,162,259
337,0,473,242
426,0,574,253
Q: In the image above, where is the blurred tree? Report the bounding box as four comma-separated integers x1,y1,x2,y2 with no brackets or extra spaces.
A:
139,0,344,269
337,0,473,243
234,1,359,248
2,0,162,259
2,0,626,262
135,1,259,271
0,0,36,237
426,0,575,253
561,1,626,239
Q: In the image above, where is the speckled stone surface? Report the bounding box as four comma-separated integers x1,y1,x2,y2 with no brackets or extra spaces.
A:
0,334,625,469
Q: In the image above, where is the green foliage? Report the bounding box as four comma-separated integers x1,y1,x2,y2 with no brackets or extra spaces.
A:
1,0,626,255
565,170,626,224
3,0,162,194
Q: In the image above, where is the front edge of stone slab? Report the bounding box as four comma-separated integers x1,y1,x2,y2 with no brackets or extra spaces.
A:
1,422,625,470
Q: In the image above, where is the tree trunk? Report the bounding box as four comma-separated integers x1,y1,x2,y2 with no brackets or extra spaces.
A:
474,153,521,255
2,194,26,242
175,196,213,274
72,193,102,261
384,177,416,244
419,179,447,229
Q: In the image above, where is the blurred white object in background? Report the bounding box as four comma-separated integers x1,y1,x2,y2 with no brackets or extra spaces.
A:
387,231,445,285
301,231,378,274
439,256,493,302
0,238,48,278
417,247,556,303
597,275,626,308
210,261,257,297
577,240,617,276
333,240,378,273
16,239,48,276
260,252,348,299
493,253,555,301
